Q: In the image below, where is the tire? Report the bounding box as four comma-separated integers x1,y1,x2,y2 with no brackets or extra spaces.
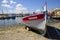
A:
25,26,31,31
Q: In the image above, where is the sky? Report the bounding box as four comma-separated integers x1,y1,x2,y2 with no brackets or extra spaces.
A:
0,0,60,14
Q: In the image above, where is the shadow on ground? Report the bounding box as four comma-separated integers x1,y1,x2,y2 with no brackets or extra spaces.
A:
31,25,60,39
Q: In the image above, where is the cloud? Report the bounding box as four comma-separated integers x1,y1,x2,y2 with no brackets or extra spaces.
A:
15,4,29,14
2,0,8,3
4,3,29,14
10,0,16,4
1,0,12,8
1,4,12,8
16,4,23,7
1,0,29,14
15,7,29,14
35,9,41,14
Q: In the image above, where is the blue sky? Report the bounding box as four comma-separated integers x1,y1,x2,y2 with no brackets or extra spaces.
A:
0,0,60,13
15,0,60,10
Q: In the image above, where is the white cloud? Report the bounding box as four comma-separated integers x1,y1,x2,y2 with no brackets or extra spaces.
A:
2,0,8,3
1,0,29,14
15,8,29,14
16,4,23,7
1,4,12,8
35,9,41,14
15,4,29,14
10,0,16,4
1,0,12,8
4,3,29,14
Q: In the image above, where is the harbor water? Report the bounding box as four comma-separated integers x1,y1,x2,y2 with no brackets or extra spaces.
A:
0,17,22,26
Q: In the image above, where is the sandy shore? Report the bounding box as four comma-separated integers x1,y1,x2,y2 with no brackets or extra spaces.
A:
0,25,48,40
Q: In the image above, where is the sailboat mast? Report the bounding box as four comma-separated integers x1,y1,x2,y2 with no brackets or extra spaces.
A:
43,2,47,24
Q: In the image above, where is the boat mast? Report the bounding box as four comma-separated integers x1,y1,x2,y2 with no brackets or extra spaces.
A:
43,2,47,25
